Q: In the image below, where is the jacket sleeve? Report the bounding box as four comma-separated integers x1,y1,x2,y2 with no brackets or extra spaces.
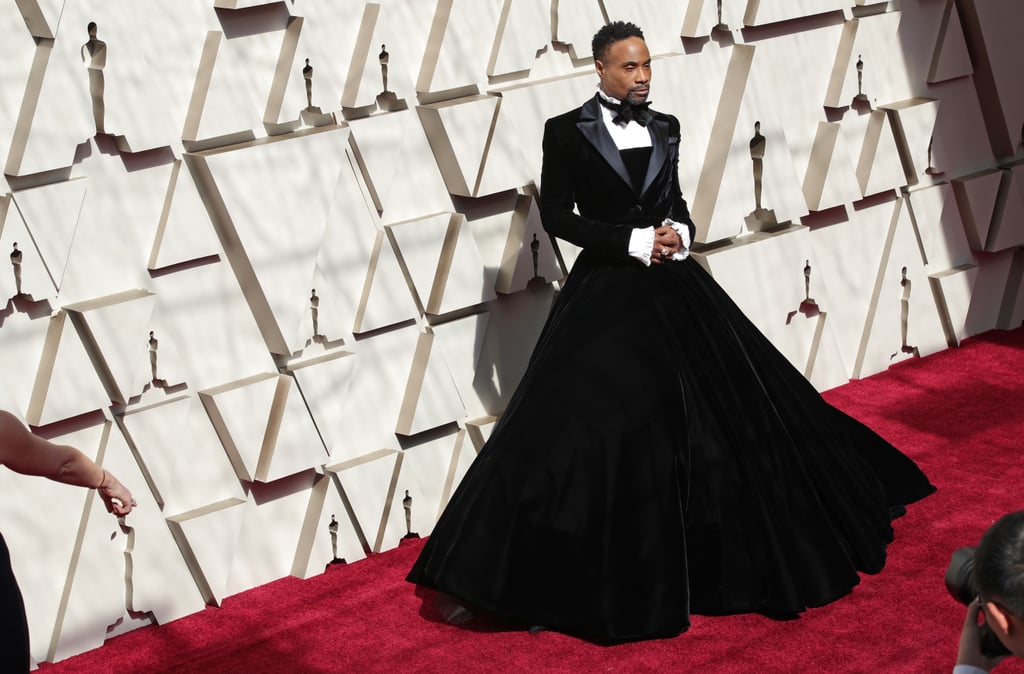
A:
538,117,636,257
666,115,697,246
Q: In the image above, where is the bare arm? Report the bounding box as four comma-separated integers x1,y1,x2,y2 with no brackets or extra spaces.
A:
0,410,135,516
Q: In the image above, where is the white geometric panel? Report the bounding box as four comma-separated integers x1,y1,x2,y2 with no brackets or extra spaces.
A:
748,22,853,212
77,1,211,154
431,311,492,420
477,283,556,411
182,13,290,148
0,306,51,420
743,0,848,27
274,2,362,121
963,248,1015,337
952,169,1003,252
1,199,55,302
160,395,248,518
12,0,63,39
383,431,463,550
680,0,723,38
258,374,326,482
906,183,973,272
857,198,947,378
930,264,978,345
699,227,848,390
190,126,351,355
25,310,110,426
489,195,561,294
324,324,421,461
0,5,37,183
825,13,916,110
327,449,401,554
291,474,367,579
58,150,173,307
11,177,87,294
961,0,1024,155
148,257,276,394
224,473,320,596
418,94,500,197
289,350,357,459
704,71,809,239
200,373,280,483
603,0,687,57
417,0,502,95
47,478,125,664
118,394,193,508
844,108,907,198
166,498,248,607
553,0,605,60
928,0,972,83
475,96,534,197
5,33,93,176
311,143,417,337
490,70,597,190
60,419,206,650
341,2,419,110
882,98,939,186
656,45,744,243
65,289,156,405
355,230,421,335
348,109,453,226
803,122,863,212
388,212,496,316
986,167,1024,253
806,200,895,379
488,0,550,78
149,160,222,270
395,330,466,436
0,420,104,666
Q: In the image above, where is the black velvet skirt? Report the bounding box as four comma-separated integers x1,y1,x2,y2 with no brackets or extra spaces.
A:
406,251,935,642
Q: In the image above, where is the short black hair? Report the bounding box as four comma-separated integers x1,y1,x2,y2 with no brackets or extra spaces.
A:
976,510,1024,617
592,21,645,63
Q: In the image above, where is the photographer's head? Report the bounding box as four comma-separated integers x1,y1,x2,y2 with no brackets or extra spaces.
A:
975,510,1024,658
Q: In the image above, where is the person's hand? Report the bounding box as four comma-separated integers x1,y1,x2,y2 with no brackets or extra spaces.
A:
957,600,1006,672
651,224,681,265
98,469,136,517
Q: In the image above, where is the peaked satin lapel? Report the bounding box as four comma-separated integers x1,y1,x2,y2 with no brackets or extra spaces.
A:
576,96,634,194
642,116,670,197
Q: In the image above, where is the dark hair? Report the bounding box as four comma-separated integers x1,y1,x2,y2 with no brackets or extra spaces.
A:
591,21,645,63
975,510,1024,617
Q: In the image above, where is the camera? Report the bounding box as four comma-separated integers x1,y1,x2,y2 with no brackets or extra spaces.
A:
945,546,1012,658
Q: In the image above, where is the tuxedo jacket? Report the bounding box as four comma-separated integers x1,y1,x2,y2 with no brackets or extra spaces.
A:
539,94,696,258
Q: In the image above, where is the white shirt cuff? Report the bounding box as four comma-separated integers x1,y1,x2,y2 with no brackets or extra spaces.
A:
953,665,991,674
628,227,655,266
664,219,691,260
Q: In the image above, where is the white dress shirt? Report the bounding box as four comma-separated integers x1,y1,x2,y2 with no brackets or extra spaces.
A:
596,88,690,266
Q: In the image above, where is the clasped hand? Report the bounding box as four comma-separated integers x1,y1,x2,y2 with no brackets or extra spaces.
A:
651,223,683,264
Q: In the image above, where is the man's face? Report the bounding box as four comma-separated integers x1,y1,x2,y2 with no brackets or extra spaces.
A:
596,36,651,104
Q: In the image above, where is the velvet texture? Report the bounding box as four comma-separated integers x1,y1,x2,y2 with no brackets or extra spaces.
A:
407,96,935,642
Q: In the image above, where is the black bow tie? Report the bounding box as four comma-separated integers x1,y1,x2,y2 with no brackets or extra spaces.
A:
598,95,653,127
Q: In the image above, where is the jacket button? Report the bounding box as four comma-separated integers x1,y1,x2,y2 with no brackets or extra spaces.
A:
631,204,643,213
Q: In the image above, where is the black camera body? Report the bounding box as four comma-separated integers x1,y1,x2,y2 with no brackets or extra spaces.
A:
945,546,1012,658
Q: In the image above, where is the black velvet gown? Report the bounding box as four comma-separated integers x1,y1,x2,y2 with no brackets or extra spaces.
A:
407,98,935,643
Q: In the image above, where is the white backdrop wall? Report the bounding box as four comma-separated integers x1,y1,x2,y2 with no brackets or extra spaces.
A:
0,0,1022,666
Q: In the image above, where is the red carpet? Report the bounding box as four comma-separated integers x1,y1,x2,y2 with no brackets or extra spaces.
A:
37,329,1024,673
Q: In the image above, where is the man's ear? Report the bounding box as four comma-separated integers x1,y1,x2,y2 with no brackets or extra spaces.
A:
984,601,1012,637
595,59,605,78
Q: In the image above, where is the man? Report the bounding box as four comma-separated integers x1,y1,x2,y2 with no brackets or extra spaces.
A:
540,20,693,269
955,511,1024,673
408,20,933,643
0,410,135,671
